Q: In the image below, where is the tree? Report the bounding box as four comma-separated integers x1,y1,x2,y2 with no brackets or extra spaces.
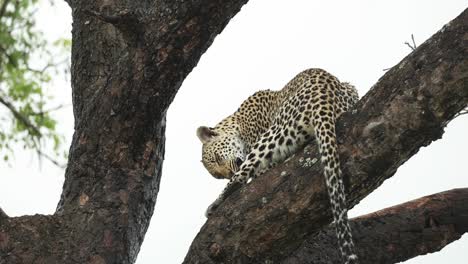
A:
0,1,466,264
0,0,69,166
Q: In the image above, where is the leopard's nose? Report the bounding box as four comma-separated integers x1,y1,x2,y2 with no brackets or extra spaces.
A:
212,167,233,179
213,174,224,179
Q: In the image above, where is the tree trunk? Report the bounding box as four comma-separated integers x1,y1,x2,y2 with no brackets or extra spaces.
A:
0,1,466,263
0,0,249,263
183,8,468,264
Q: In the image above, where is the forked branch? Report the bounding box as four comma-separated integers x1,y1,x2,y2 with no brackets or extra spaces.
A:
183,8,468,263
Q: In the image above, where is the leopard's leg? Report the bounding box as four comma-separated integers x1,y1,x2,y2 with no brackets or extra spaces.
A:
205,179,242,217
205,127,282,217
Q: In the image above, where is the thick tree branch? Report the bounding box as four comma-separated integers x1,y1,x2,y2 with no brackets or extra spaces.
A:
0,215,63,264
283,188,468,264
183,8,468,263
1,0,249,263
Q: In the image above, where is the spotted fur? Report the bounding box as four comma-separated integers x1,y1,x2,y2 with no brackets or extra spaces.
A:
197,68,359,263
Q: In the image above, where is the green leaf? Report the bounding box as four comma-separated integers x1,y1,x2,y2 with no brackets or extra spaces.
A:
0,0,70,167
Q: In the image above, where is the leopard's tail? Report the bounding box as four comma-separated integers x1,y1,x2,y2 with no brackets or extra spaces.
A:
311,82,358,264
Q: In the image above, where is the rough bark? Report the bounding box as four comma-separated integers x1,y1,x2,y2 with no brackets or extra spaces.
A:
183,8,468,264
0,1,466,263
0,0,248,263
282,188,468,264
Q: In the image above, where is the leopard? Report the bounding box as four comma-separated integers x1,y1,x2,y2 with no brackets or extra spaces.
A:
197,68,359,264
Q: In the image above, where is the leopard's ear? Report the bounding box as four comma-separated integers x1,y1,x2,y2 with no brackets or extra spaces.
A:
196,126,218,143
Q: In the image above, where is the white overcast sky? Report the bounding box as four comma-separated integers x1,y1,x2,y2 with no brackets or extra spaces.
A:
0,0,467,263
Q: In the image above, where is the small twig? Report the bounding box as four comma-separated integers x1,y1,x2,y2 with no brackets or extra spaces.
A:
30,104,71,116
0,94,42,136
384,34,418,71
27,63,54,74
0,94,65,168
404,34,418,51
27,57,70,74
29,134,66,169
35,148,66,169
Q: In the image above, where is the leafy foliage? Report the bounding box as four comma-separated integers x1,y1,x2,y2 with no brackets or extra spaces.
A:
0,0,69,165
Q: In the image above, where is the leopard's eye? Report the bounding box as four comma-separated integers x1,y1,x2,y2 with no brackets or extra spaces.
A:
214,153,223,164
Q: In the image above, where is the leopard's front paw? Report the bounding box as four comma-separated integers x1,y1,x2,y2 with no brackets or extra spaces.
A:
205,199,222,218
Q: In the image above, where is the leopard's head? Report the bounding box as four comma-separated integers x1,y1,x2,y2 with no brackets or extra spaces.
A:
197,126,247,179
